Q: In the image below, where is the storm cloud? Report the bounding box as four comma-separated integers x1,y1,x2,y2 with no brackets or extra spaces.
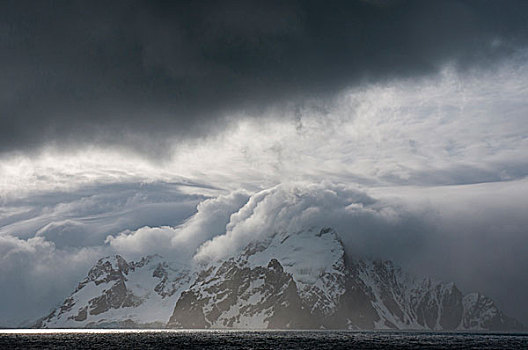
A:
1,0,528,155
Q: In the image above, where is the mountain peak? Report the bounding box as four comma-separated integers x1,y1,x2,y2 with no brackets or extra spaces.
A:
37,227,523,331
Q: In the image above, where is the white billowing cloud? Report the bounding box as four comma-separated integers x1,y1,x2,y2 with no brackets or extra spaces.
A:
106,226,179,259
193,182,400,262
106,190,249,261
106,182,410,265
170,191,250,251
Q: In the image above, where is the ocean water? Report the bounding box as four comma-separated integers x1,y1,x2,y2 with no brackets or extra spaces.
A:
1,330,527,349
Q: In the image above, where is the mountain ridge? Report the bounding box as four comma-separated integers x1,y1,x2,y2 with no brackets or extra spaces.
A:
36,227,523,331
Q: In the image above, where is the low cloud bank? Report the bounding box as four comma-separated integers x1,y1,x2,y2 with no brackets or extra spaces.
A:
1,180,527,325
106,182,418,265
107,190,250,261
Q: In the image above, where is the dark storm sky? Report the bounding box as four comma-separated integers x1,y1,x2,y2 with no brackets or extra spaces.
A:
1,0,527,154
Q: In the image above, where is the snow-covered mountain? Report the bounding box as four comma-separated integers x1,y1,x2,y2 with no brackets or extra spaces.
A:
37,228,523,330
37,255,192,328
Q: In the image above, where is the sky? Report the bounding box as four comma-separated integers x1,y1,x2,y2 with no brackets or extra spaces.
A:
0,0,527,327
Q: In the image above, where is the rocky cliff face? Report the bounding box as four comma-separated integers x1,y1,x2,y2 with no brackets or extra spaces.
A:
460,292,523,331
167,258,313,329
38,227,523,330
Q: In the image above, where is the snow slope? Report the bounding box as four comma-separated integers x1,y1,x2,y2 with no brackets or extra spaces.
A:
38,255,191,328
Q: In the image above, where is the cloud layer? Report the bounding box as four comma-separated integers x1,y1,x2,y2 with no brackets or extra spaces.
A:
1,0,528,155
2,51,527,199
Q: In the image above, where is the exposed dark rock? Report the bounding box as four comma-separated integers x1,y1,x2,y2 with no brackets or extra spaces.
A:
72,307,87,322
168,259,316,329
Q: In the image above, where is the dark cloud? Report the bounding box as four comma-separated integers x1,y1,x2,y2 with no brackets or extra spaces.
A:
1,0,528,155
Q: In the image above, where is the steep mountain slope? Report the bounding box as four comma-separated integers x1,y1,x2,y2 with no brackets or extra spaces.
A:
37,255,191,328
167,227,346,329
38,227,523,330
167,227,522,330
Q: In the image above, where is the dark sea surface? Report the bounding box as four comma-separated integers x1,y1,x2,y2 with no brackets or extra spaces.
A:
1,330,527,349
